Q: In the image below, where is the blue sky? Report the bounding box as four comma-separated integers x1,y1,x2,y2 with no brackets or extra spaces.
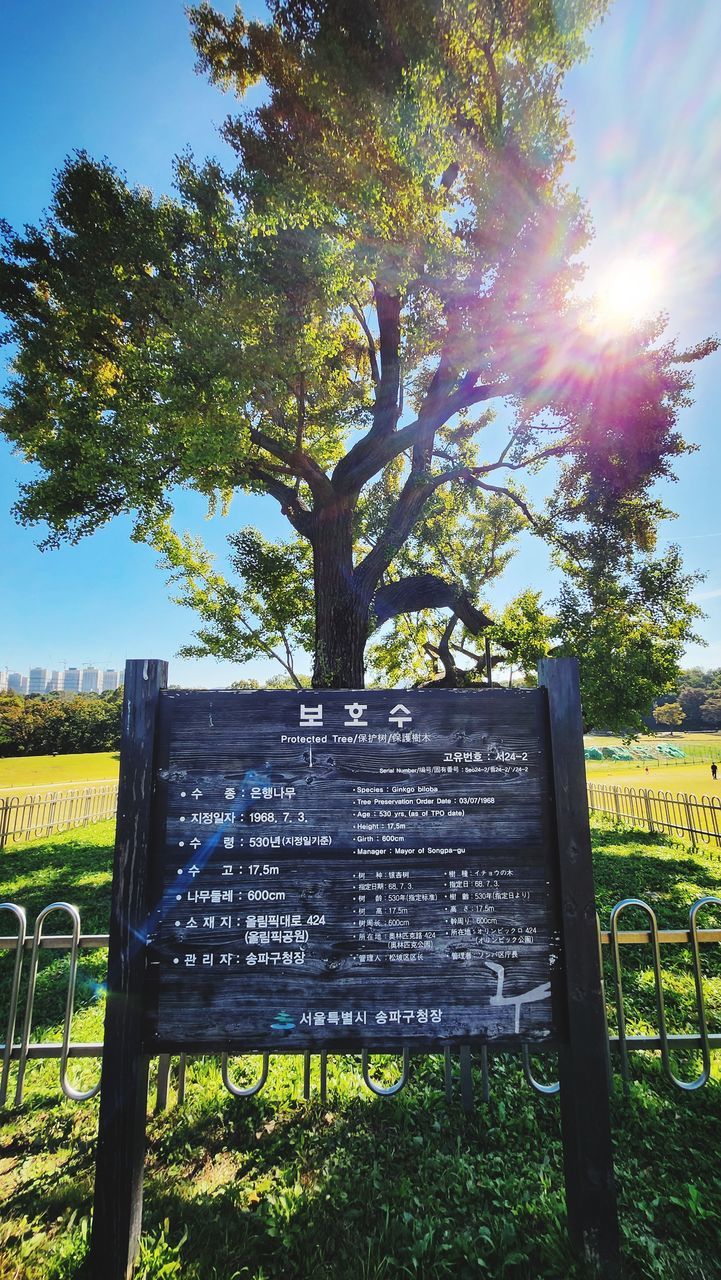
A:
1,0,719,686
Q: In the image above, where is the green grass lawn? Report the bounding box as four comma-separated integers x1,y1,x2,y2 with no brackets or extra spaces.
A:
584,733,721,831
1,821,720,1278
0,752,119,795
586,759,721,796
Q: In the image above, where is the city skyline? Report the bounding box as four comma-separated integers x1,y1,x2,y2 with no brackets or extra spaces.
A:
1,664,123,696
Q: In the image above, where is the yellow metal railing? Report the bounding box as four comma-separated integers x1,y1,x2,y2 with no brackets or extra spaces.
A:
587,782,721,848
0,782,119,848
2,896,719,1109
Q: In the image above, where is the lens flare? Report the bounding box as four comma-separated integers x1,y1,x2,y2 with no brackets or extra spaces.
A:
590,254,663,331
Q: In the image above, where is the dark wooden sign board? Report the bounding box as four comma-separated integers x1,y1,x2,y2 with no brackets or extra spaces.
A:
90,658,619,1278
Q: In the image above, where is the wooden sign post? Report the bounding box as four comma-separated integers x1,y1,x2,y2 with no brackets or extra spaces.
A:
539,659,619,1274
90,657,619,1278
90,659,167,1279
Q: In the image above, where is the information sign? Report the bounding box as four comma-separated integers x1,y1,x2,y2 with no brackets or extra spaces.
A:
89,659,620,1280
147,689,561,1048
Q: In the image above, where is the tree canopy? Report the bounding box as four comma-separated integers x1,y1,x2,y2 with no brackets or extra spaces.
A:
680,667,721,691
652,701,684,731
0,690,122,757
700,692,721,729
553,536,703,735
0,0,715,689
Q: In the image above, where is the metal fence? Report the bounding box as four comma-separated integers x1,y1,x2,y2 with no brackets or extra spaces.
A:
0,782,119,850
2,778,718,853
2,896,719,1112
587,783,721,848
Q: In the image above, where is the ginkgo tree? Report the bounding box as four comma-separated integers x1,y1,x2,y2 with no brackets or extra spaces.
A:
367,523,703,737
0,0,714,688
365,486,526,686
156,475,523,688
156,522,315,689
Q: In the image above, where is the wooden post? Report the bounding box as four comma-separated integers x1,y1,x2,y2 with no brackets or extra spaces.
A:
538,658,620,1278
90,659,167,1280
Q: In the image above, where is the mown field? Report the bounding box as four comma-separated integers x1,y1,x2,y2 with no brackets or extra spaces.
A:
587,760,720,796
585,731,721,777
584,733,721,837
0,752,119,796
1,819,720,1278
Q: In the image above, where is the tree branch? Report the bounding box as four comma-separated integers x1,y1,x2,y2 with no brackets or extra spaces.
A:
355,430,562,598
248,425,334,503
371,574,492,632
295,371,306,451
355,465,461,595
440,160,460,192
350,300,380,385
370,287,402,438
445,466,586,566
332,380,501,496
473,443,568,476
443,376,507,420
451,640,498,672
459,473,540,530
244,461,315,537
482,41,504,133
435,613,461,684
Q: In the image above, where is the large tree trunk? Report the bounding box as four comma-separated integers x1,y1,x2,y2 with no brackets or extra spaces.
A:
312,504,369,688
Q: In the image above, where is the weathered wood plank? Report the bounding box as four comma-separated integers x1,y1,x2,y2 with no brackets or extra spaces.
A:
90,659,168,1280
145,688,562,1051
538,658,620,1278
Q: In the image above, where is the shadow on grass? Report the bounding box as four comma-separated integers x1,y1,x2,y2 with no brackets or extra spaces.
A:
0,822,115,929
588,829,721,1042
3,1052,721,1279
8,1058,721,1280
0,822,114,1043
6,1057,581,1280
3,823,721,1277
592,826,721,927
141,1093,576,1280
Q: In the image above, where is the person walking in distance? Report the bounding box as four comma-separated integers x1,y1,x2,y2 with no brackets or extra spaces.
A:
712,762,718,781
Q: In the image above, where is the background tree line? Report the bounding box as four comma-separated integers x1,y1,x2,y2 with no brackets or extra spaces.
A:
2,663,718,761
652,668,721,732
0,689,123,758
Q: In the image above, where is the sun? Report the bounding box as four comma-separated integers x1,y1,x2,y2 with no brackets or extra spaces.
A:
591,254,663,332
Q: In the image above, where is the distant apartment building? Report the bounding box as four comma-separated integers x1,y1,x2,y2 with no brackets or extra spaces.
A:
80,665,101,694
28,667,49,695
1,663,123,695
63,667,81,694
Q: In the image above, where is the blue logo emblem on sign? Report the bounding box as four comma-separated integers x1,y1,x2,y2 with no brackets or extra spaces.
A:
270,1010,295,1030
